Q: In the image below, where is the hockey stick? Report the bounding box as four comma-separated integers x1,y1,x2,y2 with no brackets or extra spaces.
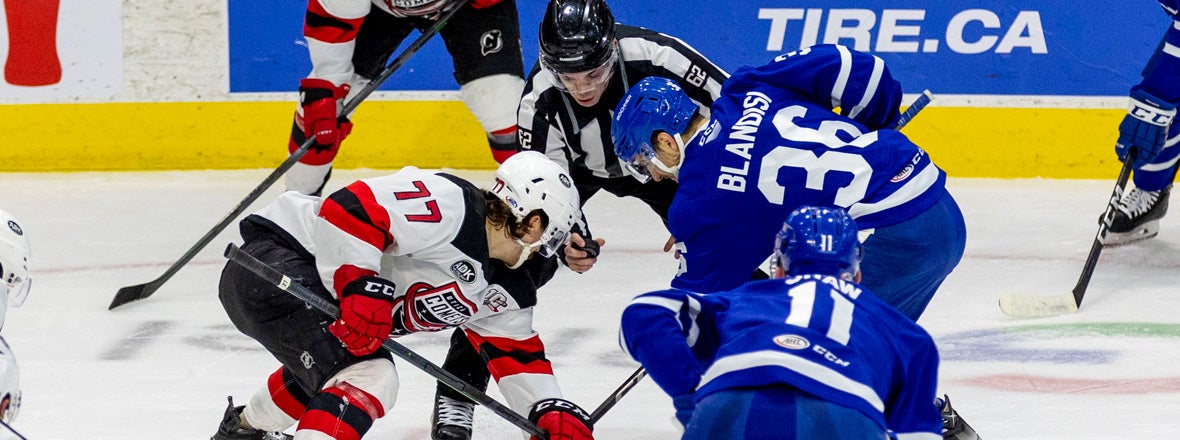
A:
584,91,937,422
895,89,933,130
0,420,27,440
998,154,1137,318
223,243,549,439
589,366,647,423
108,4,466,310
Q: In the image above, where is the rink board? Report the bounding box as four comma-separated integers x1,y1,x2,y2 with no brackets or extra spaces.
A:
2,102,1125,178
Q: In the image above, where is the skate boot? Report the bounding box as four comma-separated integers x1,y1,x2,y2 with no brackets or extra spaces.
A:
1103,184,1171,246
211,396,293,440
937,394,980,440
431,394,475,440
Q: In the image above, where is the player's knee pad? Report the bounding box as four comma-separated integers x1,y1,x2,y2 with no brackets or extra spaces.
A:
295,359,398,438
322,358,399,418
460,73,525,135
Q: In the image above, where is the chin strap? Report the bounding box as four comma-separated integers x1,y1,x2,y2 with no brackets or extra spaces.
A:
508,238,543,269
652,128,702,180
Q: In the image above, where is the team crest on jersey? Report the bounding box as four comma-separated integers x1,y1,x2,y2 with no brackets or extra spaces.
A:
774,334,810,350
480,30,503,56
404,281,477,330
483,286,509,312
300,351,315,369
450,260,478,283
6,220,21,236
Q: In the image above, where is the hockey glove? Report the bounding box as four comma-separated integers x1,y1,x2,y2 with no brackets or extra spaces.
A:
672,393,695,428
561,233,604,274
528,398,594,440
328,276,397,356
1117,88,1176,168
292,78,353,162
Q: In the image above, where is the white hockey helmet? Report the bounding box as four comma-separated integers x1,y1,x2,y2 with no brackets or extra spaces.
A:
490,151,582,257
0,337,19,424
0,210,30,329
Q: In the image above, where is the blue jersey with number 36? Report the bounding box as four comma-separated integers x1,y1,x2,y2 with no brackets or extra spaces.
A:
620,275,943,438
668,44,947,293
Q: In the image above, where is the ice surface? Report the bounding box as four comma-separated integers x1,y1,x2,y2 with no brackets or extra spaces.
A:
1,169,1178,439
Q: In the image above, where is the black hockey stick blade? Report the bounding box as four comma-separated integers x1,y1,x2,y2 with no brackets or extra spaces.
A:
999,155,1136,318
589,366,647,423
222,243,548,439
108,4,466,311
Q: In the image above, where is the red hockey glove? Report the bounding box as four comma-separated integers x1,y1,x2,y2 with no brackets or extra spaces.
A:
528,398,594,440
298,78,353,147
470,0,504,9
328,276,396,356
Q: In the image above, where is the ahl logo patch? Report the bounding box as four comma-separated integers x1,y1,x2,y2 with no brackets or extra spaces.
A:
774,334,810,350
6,220,21,236
483,286,510,312
450,260,478,283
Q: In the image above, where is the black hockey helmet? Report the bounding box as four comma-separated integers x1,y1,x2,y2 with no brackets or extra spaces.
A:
539,0,616,74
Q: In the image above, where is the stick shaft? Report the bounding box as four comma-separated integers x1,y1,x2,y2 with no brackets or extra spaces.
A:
109,4,466,310
223,244,547,439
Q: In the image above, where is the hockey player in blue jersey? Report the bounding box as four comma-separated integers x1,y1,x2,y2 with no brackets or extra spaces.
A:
619,206,947,439
1103,0,1180,245
611,44,966,321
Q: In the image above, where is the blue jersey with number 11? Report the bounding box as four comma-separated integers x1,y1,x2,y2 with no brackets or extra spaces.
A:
669,44,947,293
620,276,943,438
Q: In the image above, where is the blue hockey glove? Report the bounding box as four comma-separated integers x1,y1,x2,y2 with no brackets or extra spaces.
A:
672,393,695,428
1116,88,1176,167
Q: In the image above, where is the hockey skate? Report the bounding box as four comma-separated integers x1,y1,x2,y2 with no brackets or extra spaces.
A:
937,394,980,440
1103,184,1171,246
431,394,475,440
211,396,293,440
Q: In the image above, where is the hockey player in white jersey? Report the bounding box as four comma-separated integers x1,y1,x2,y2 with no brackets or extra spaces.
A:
285,0,529,195
211,152,594,440
619,206,946,440
1104,0,1180,245
0,209,31,430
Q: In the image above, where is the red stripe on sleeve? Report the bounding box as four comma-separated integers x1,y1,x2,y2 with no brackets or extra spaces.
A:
465,330,555,378
319,181,394,251
304,0,364,44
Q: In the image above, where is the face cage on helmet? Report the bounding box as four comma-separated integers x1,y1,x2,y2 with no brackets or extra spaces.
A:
1,390,18,424
543,43,618,95
536,226,571,258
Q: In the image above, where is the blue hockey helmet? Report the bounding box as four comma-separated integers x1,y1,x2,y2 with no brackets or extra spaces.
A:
611,77,697,180
772,206,863,281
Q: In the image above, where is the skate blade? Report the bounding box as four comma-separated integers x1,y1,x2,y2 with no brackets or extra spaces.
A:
1101,221,1160,246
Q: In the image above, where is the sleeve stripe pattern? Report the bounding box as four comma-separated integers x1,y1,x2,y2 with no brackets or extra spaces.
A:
848,161,940,219
846,56,886,120
465,330,554,377
698,349,886,413
320,181,395,252
830,45,854,109
304,1,364,45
